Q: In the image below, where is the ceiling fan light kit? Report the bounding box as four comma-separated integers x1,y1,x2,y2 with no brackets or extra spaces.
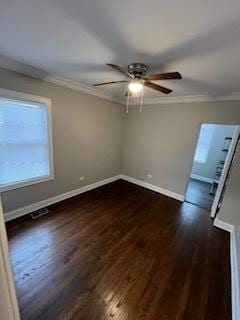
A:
93,63,182,113
128,80,144,94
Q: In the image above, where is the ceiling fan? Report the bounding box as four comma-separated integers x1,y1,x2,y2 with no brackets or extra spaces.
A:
93,63,182,96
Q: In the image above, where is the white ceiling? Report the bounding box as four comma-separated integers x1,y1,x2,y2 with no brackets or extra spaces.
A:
0,0,240,102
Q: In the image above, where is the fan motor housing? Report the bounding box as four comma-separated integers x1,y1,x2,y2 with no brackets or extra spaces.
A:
128,63,148,77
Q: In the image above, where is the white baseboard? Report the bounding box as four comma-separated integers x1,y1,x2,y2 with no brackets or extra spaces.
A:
119,174,184,202
214,216,240,320
191,174,213,184
4,175,120,222
213,215,234,233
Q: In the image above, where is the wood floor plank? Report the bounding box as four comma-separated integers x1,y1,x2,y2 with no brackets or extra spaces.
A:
6,180,231,320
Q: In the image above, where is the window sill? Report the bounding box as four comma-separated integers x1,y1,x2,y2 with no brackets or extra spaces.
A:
0,175,54,192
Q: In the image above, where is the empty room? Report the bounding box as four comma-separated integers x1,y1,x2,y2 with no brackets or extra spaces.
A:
0,1,240,320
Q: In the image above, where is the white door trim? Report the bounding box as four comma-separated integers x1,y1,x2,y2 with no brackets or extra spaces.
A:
214,217,240,320
211,125,240,217
0,196,20,320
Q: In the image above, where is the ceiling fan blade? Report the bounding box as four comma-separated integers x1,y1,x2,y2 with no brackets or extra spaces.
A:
93,80,128,86
146,72,182,81
106,64,130,78
144,81,172,94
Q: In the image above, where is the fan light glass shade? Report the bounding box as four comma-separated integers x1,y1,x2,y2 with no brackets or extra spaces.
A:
128,81,143,94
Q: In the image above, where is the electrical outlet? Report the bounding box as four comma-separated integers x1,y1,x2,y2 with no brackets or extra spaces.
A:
147,174,152,178
79,176,85,181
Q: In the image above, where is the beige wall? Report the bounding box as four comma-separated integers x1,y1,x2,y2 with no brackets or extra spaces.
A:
0,68,124,212
122,101,240,200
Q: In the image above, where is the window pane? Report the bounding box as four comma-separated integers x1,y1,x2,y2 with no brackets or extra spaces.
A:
194,143,209,163
198,124,215,144
0,99,51,188
194,124,215,163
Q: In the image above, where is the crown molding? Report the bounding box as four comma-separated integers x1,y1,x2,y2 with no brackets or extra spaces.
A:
120,93,240,105
0,55,118,103
0,55,240,106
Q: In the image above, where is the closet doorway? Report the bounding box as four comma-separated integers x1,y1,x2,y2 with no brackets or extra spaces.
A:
185,123,238,211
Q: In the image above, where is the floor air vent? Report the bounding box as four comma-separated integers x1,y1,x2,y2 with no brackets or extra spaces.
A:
31,208,50,219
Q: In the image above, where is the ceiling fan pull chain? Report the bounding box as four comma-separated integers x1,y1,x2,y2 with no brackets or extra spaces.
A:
139,89,144,112
126,92,130,113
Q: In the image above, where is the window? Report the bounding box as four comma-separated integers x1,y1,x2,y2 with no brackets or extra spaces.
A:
194,124,215,163
0,90,53,191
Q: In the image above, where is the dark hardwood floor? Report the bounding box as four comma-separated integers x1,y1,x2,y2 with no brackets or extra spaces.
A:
6,180,231,320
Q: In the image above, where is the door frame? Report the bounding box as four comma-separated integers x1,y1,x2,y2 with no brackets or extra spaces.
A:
211,125,240,217
0,195,20,320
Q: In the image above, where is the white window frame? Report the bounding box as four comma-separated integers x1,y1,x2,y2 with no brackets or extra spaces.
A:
0,88,54,192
